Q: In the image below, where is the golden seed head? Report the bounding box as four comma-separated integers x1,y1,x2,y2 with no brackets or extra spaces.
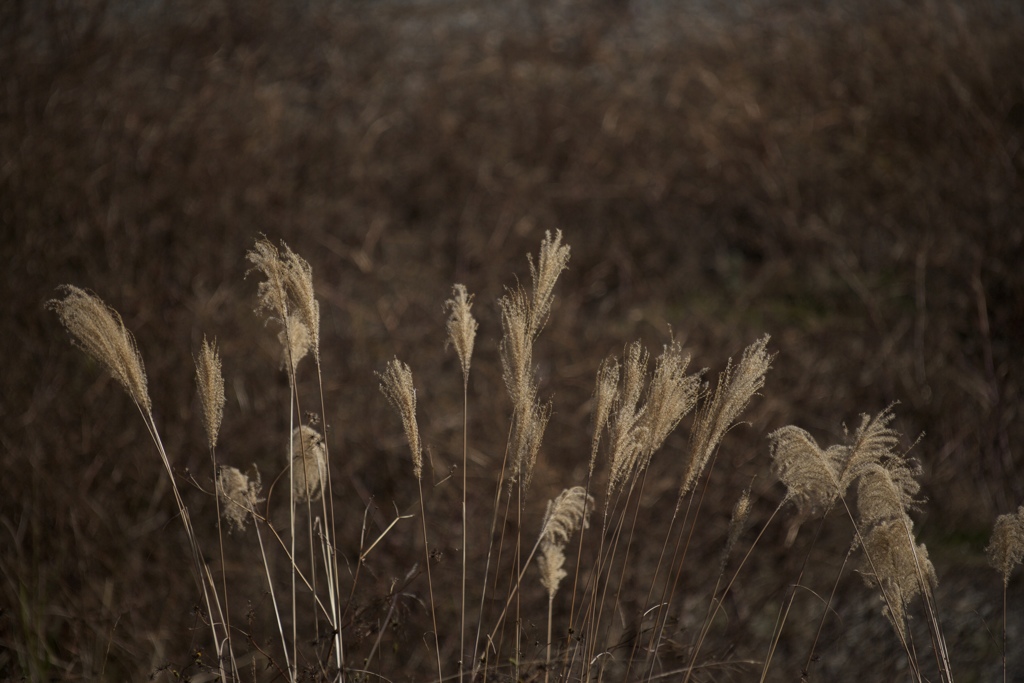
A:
540,486,594,547
527,229,571,338
49,286,152,414
538,541,567,600
769,425,842,517
247,237,290,325
291,426,327,503
217,465,263,533
280,242,320,363
378,359,423,480
445,284,478,381
589,355,620,475
278,314,311,373
682,335,773,499
640,338,701,468
606,341,649,500
987,506,1024,587
859,516,936,639
248,237,320,365
195,336,225,450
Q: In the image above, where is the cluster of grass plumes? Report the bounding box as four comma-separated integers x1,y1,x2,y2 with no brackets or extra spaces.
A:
44,234,761,681
46,232,1024,683
7,0,1024,679
767,408,955,681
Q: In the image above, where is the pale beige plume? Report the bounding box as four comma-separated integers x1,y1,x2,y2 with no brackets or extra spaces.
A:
378,358,424,480
49,286,152,414
195,336,225,450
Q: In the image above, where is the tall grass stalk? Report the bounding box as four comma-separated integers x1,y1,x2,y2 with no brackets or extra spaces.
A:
446,283,477,682
378,358,443,682
49,288,233,680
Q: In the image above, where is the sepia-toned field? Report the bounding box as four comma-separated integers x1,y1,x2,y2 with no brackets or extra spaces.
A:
2,0,1023,680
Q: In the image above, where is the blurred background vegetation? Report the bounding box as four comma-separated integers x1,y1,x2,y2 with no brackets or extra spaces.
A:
2,0,1022,680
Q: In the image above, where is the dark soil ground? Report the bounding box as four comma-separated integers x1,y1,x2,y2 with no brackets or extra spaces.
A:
2,0,1023,680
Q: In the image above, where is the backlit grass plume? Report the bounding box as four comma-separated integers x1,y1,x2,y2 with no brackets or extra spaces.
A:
527,229,571,338
48,286,151,414
606,341,649,500
195,336,225,450
378,358,423,480
445,283,478,681
770,405,904,519
540,486,595,548
290,426,327,503
217,465,264,533
481,485,593,678
280,242,320,363
769,425,845,518
537,486,594,678
50,286,228,679
987,504,1024,682
500,231,569,491
679,335,773,500
858,517,937,639
856,461,923,530
772,405,946,672
537,485,595,601
278,314,312,372
639,338,702,470
247,238,290,325
720,487,752,574
445,283,478,381
247,237,320,368
589,356,620,475
987,505,1024,587
378,357,442,679
855,459,936,642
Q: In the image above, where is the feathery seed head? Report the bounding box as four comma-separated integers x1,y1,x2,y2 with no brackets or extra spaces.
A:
248,238,321,367
279,314,312,373
859,516,937,638
499,284,549,492
987,506,1024,587
681,335,773,499
836,406,902,490
499,287,534,412
445,284,478,381
195,336,225,450
217,465,263,532
856,462,923,529
517,401,551,493
247,238,289,324
769,426,842,517
589,356,620,475
48,286,152,414
772,405,912,523
536,486,592,602
378,359,423,480
280,243,320,363
527,230,570,337
499,233,570,495
641,339,701,467
291,426,327,503
606,341,650,500
721,487,753,573
538,541,567,600
540,486,595,547
620,341,649,416
507,398,552,493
